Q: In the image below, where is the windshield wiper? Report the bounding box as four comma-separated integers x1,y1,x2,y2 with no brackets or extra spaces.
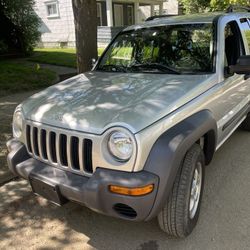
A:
129,63,181,74
98,64,127,73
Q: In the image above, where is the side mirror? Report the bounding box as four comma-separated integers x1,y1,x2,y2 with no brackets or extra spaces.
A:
229,55,250,75
91,58,97,68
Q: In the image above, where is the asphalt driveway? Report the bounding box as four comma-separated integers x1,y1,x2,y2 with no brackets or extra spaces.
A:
0,92,249,250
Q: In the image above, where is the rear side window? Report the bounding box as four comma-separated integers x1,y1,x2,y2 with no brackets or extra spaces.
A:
240,18,250,53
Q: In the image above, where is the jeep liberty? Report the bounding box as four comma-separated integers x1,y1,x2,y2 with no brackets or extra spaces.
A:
7,10,250,237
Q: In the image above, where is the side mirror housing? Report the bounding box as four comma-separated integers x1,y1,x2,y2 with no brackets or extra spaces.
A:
229,55,250,75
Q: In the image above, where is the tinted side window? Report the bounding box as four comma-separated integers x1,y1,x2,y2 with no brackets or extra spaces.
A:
225,21,245,66
240,18,250,54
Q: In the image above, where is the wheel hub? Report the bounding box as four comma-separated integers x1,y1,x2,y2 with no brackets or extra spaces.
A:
189,162,202,219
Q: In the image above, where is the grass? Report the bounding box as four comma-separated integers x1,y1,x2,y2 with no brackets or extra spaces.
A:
29,48,106,68
0,47,106,97
0,61,57,97
29,48,77,68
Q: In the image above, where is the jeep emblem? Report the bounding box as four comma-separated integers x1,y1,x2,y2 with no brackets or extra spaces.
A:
54,113,63,121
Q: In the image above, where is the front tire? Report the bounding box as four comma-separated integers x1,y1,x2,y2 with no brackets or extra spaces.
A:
157,144,205,238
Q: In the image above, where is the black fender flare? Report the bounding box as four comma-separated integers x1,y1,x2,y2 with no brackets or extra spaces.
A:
144,109,217,220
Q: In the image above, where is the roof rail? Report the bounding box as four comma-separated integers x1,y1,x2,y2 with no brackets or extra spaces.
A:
226,5,250,13
145,15,177,22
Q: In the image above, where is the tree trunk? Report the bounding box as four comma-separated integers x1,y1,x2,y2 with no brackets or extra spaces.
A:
72,0,98,73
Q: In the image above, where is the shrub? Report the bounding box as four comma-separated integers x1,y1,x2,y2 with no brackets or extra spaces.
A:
0,0,40,55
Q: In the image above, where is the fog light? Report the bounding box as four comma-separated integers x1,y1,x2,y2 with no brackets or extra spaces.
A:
109,184,154,196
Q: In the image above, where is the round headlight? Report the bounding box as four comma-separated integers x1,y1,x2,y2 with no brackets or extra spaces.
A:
13,111,23,138
108,131,133,161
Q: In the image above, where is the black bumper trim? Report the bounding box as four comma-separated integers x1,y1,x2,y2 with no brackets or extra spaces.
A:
7,139,158,221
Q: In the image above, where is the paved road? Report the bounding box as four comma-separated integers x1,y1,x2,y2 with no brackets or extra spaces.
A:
0,91,39,184
0,128,249,250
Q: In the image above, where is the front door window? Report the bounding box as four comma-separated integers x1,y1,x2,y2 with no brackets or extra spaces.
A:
224,21,245,67
114,4,124,26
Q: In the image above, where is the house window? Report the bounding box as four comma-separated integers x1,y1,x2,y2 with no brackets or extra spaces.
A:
97,2,102,26
45,1,59,18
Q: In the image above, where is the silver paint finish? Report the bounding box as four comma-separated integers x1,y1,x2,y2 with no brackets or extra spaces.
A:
16,12,250,174
21,72,215,135
24,120,137,175
124,13,221,32
133,13,250,172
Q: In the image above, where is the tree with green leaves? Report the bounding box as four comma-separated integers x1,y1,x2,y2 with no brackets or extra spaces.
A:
0,0,40,55
210,0,250,11
180,0,210,14
180,0,250,13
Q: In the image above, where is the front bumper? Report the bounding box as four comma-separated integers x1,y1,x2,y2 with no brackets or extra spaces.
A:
7,139,159,221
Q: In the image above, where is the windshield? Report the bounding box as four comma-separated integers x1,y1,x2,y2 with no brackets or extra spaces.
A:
97,23,214,74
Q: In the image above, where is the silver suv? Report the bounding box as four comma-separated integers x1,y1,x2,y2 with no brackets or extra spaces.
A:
7,11,250,238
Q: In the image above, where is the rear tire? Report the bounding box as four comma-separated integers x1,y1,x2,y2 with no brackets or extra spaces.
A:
157,144,205,238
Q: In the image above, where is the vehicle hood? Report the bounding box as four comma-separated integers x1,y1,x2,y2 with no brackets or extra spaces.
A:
21,71,216,134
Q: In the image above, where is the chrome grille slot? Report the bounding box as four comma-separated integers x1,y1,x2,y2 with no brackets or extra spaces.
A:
33,127,39,156
26,125,32,153
84,139,93,173
49,131,57,163
59,134,68,166
40,129,48,160
71,136,80,170
25,123,94,175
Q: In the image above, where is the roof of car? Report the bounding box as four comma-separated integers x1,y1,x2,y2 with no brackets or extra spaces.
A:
124,12,250,31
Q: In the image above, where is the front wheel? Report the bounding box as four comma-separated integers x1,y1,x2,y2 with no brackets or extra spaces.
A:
157,144,205,238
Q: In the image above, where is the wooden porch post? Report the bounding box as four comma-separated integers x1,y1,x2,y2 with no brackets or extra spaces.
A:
106,0,113,26
134,1,140,24
150,4,155,16
159,2,163,15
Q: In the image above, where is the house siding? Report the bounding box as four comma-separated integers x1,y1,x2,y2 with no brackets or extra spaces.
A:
98,27,123,47
34,0,76,47
35,0,179,48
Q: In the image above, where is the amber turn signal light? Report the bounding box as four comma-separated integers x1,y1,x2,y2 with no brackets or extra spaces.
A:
109,184,154,196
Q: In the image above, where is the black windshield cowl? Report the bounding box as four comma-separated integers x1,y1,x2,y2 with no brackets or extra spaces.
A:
98,64,128,73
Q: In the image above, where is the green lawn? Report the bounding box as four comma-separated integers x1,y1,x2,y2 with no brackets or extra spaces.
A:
29,48,106,68
0,61,57,97
0,47,106,97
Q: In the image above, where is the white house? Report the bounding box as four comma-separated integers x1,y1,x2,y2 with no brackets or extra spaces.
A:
34,0,179,48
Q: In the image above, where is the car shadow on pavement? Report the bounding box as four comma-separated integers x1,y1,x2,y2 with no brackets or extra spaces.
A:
0,129,250,250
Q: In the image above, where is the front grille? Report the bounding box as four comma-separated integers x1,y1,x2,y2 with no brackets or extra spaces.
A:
25,124,93,174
